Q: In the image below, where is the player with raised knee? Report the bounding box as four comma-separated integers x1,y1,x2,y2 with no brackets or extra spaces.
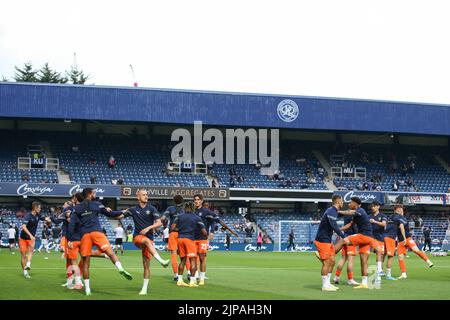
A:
395,204,433,280
66,192,110,290
71,188,132,296
334,197,383,289
120,189,170,295
333,214,359,286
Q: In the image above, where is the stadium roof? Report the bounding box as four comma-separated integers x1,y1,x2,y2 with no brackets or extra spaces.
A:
1,82,449,136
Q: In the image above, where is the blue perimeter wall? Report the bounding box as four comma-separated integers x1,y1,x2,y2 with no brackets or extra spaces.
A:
1,82,450,136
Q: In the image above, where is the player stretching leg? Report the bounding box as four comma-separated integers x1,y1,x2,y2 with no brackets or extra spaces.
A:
194,194,239,285
161,195,185,281
335,197,383,289
369,201,387,276
314,195,347,292
172,202,207,288
333,215,359,286
120,189,170,295
395,204,433,280
66,192,110,289
19,202,51,278
72,188,133,296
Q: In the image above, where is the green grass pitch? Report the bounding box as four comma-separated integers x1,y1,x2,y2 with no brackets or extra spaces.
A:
0,249,449,300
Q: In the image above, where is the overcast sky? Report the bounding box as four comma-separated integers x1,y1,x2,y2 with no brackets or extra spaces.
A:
1,0,450,104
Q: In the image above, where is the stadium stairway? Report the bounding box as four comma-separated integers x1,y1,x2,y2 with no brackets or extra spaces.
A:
434,155,450,174
205,174,215,187
312,150,335,190
56,170,71,184
39,140,53,158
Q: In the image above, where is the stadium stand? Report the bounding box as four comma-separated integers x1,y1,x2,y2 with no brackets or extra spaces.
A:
330,145,450,193
1,131,449,193
0,130,449,209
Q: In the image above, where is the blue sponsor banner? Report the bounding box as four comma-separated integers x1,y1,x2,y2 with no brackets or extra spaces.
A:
121,242,316,252
279,243,316,252
0,182,121,198
19,240,316,252
335,190,385,204
118,241,277,252
14,240,443,254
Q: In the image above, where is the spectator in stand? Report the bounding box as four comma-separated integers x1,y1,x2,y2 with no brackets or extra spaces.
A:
108,155,116,169
111,178,118,185
305,165,312,175
401,164,408,177
90,175,96,184
117,177,124,185
389,160,398,174
307,174,316,184
286,178,292,187
72,146,79,153
337,183,347,191
317,166,325,177
244,225,254,243
229,176,236,187
357,181,364,190
273,169,280,180
408,161,416,174
88,156,96,165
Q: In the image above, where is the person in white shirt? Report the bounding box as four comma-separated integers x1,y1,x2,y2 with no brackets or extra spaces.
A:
163,226,169,250
114,224,125,255
7,225,16,254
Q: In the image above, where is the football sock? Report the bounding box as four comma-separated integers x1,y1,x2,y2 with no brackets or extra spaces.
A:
399,260,406,273
171,253,178,273
114,261,124,272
